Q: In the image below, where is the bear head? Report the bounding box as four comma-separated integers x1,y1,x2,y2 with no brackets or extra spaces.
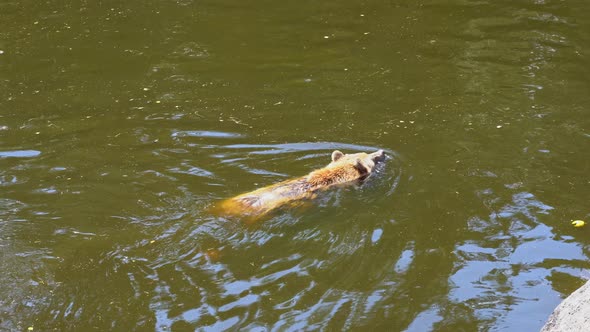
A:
329,149,385,177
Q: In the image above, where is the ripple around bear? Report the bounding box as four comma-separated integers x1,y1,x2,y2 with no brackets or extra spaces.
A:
213,149,386,221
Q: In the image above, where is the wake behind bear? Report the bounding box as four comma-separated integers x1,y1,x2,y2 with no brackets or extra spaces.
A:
214,150,386,221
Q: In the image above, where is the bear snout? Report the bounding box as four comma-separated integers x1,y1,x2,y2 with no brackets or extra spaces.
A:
372,150,385,161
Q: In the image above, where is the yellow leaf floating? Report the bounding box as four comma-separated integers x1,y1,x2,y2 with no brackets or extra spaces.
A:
572,220,586,227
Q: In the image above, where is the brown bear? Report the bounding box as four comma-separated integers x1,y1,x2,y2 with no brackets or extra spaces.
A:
214,149,385,221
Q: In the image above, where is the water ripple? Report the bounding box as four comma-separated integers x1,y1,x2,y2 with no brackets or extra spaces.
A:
0,149,41,158
172,130,244,139
96,141,405,330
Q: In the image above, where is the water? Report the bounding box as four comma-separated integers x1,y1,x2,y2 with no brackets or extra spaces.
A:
1,0,590,330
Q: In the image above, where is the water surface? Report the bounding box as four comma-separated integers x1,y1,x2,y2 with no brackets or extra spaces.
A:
1,0,590,330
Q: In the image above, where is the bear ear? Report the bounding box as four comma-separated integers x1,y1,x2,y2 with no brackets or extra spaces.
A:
331,150,344,162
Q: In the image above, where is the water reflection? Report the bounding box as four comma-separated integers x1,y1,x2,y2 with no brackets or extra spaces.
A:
445,191,584,330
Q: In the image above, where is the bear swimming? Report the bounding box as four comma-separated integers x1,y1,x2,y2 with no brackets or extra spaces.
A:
215,149,385,220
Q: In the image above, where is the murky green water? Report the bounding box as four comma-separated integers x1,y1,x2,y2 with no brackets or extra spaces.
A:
2,0,590,330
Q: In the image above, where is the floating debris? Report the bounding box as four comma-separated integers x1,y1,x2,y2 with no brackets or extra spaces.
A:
572,220,586,228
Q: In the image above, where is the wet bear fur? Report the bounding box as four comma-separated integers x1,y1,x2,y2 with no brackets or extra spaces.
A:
216,149,385,220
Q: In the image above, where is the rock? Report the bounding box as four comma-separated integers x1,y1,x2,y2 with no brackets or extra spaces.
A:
542,280,590,332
